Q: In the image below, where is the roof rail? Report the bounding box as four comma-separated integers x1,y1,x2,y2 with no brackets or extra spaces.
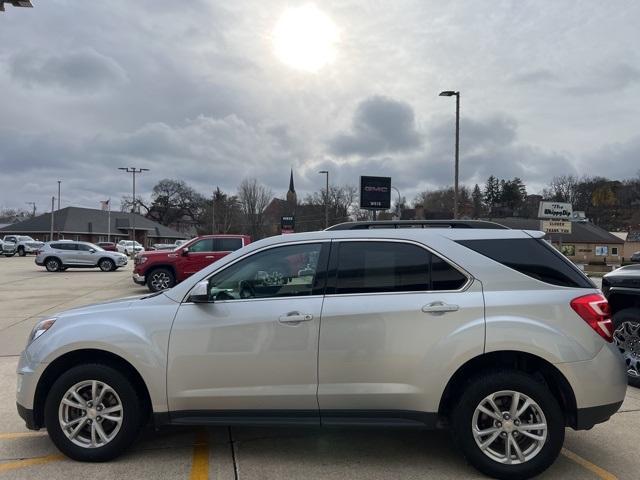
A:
325,220,509,231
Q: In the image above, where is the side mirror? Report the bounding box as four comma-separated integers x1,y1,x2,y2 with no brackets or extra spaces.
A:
89,249,96,253
182,247,189,256
188,280,211,303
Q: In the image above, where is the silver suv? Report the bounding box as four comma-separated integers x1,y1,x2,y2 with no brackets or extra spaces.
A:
16,225,626,479
35,241,128,272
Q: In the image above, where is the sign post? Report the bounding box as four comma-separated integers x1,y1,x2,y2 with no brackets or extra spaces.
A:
360,176,391,219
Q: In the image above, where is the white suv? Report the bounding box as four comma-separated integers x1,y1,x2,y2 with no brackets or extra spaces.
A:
16,222,626,479
116,240,144,256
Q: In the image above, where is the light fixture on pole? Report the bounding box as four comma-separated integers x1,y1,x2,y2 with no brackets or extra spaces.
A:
439,90,460,219
0,1,33,12
318,170,329,229
118,167,149,256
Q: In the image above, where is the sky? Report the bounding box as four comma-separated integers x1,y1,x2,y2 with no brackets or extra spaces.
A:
1,0,639,213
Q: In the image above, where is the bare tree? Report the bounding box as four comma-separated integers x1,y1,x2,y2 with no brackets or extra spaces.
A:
238,178,273,239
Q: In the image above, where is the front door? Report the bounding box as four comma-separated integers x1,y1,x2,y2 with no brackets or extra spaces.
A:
180,238,216,279
167,241,329,418
317,240,485,421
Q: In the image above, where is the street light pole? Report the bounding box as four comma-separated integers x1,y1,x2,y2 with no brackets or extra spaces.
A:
439,90,460,219
118,167,149,255
318,170,329,229
57,180,61,211
212,190,216,234
391,186,402,219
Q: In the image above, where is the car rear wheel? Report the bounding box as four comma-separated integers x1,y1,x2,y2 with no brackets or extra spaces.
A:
45,258,62,272
452,370,564,480
147,268,175,292
44,364,143,461
613,308,640,388
99,258,115,272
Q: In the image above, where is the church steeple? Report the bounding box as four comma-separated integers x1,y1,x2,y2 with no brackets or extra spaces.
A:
286,168,297,210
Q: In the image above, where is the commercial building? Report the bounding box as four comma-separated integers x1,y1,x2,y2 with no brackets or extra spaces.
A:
0,206,186,247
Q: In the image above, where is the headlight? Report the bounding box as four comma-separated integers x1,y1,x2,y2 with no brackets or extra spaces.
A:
27,318,56,345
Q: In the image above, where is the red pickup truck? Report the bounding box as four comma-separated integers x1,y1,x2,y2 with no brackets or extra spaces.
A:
132,234,251,292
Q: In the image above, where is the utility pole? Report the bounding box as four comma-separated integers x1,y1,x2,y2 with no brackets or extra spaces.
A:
118,167,149,256
50,197,54,242
439,90,461,219
26,202,36,218
211,190,216,234
318,170,329,229
57,180,61,210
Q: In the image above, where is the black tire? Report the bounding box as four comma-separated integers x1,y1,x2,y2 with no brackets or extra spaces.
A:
612,308,640,388
146,267,175,292
98,258,116,272
44,364,143,462
18,246,26,257
452,370,564,480
45,257,62,272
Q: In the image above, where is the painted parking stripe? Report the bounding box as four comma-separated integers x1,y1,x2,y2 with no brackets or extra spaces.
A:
0,432,47,440
561,448,617,480
189,429,210,480
0,454,64,473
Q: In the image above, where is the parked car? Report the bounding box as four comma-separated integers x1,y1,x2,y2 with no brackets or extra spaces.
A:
2,235,44,256
96,242,117,252
630,251,640,262
116,240,144,256
602,264,640,387
35,241,128,272
17,224,625,479
151,239,189,251
133,234,251,292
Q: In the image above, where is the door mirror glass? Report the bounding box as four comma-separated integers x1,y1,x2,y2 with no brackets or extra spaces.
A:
182,247,189,256
188,280,211,303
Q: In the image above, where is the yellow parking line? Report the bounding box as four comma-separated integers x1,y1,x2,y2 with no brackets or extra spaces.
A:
0,454,64,473
562,448,617,480
0,432,47,440
189,429,210,480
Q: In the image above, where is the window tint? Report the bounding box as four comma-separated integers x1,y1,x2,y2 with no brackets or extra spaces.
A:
457,238,593,288
52,243,77,251
209,243,323,301
215,238,243,252
189,239,214,252
335,242,431,294
431,255,468,290
77,244,93,251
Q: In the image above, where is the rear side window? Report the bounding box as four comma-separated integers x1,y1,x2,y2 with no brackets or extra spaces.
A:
457,238,593,288
334,241,467,294
52,243,77,250
215,238,243,251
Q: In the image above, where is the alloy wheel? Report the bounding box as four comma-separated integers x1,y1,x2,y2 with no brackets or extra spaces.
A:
472,390,547,465
150,271,171,290
58,380,123,449
614,321,640,378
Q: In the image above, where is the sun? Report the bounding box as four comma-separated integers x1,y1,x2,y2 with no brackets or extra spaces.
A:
272,4,339,73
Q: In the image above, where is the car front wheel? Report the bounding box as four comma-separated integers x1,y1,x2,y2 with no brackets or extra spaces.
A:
44,364,143,461
147,268,175,292
18,247,26,256
613,308,640,388
98,258,115,272
452,370,564,480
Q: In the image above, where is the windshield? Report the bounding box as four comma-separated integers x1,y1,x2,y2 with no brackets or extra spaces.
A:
86,243,105,252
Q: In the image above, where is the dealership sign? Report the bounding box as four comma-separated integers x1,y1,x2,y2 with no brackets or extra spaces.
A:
360,176,391,210
281,216,295,233
538,201,573,219
540,220,572,234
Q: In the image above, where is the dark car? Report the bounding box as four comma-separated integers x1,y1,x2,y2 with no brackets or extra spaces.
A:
96,242,117,252
602,264,640,387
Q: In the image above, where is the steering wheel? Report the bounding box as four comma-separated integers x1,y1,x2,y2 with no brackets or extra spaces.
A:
238,280,255,299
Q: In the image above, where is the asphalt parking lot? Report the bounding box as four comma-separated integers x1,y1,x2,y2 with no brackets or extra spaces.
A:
1,256,639,479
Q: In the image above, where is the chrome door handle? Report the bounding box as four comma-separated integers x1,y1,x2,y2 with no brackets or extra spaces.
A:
205,256,215,259
422,302,459,314
278,312,314,325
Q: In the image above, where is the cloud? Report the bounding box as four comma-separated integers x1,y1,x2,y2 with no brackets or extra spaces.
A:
328,96,422,156
510,69,558,85
564,63,640,95
9,48,128,93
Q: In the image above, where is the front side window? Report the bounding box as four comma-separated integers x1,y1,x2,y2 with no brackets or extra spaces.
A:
189,239,214,253
208,243,324,301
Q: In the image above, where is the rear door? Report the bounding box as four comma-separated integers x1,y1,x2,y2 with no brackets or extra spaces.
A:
317,239,485,422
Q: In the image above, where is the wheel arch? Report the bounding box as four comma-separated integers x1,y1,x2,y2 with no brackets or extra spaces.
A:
608,292,640,314
33,349,152,429
43,256,63,267
438,350,578,428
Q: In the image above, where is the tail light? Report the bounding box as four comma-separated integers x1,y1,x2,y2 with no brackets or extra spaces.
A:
570,293,613,342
